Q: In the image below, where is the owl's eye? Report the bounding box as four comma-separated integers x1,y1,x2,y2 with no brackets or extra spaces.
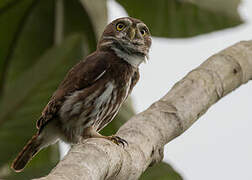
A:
140,29,146,36
116,23,125,31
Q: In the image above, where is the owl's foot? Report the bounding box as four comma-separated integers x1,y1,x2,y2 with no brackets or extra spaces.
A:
82,127,128,147
95,134,128,147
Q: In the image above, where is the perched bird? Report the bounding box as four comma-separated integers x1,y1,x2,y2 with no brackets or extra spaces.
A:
11,17,151,172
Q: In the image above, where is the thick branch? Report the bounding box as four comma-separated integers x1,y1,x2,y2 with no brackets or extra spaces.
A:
36,40,252,180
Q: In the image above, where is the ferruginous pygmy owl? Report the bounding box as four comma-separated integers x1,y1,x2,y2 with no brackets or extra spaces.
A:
11,17,152,172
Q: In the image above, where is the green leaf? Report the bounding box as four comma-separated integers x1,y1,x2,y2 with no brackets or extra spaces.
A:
0,34,85,179
186,0,241,18
116,0,242,38
63,0,98,52
0,0,36,95
140,162,183,180
0,0,19,10
2,0,54,94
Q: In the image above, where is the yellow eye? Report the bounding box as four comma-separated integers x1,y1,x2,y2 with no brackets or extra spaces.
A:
116,23,125,31
140,29,146,36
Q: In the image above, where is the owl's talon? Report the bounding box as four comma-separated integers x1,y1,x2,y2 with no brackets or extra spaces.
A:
110,135,128,147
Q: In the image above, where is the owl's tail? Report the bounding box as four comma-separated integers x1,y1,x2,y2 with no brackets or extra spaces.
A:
11,133,42,172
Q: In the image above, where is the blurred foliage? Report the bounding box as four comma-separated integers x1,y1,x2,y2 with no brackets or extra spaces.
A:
0,0,100,178
0,0,243,179
140,162,183,180
116,0,242,38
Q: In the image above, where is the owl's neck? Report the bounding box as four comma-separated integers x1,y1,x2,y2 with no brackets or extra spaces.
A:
111,46,146,68
98,37,147,68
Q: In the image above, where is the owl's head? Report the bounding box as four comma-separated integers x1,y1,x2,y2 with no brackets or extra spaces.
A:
98,17,152,68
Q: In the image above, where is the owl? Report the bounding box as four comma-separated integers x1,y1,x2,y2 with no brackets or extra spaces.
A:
11,17,152,172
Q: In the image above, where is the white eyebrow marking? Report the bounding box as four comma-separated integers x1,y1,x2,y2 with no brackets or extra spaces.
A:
137,23,146,27
137,23,148,31
121,18,132,25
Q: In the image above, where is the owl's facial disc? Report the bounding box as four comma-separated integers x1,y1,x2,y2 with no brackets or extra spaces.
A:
113,20,150,55
99,17,152,67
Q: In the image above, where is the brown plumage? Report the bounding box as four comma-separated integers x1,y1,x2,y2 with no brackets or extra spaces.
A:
11,17,151,172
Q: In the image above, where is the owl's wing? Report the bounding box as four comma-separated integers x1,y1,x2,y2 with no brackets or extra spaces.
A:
37,51,110,130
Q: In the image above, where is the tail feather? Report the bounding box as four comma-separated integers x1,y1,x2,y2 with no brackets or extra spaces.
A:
11,133,42,172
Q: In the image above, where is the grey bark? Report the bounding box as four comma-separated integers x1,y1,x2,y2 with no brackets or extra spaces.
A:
35,40,252,180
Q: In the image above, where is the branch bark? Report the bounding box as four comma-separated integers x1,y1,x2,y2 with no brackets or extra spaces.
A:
35,40,252,180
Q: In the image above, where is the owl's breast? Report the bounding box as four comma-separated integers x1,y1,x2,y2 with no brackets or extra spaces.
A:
58,76,132,142
93,76,132,130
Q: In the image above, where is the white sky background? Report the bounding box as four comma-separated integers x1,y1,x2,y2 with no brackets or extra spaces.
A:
107,0,252,179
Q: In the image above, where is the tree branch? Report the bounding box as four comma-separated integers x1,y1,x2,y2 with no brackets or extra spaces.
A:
35,40,252,180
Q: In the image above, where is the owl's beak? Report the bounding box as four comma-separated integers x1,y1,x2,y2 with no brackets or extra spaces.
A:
129,27,136,40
